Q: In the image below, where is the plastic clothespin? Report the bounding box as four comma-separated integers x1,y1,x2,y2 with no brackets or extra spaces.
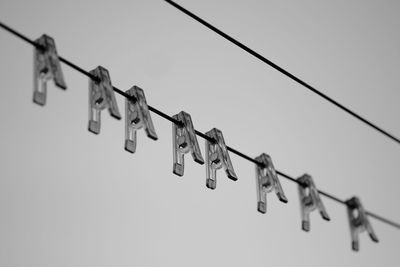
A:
205,128,237,189
88,66,121,134
124,86,158,153
255,153,288,213
33,34,67,106
172,111,204,176
346,196,379,251
297,174,330,231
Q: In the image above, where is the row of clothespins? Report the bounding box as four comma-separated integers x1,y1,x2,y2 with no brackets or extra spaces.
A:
31,34,379,252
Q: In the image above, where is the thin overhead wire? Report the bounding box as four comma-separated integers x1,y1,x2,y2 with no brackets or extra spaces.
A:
163,0,400,146
0,21,399,230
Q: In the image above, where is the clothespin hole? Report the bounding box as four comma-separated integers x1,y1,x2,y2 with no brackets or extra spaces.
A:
210,153,221,165
261,176,272,190
304,187,310,196
352,209,360,219
130,111,140,124
178,136,188,149
40,66,49,74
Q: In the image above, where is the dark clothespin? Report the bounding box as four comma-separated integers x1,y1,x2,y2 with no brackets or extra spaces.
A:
205,128,237,189
297,174,330,231
33,34,67,106
124,86,157,153
255,153,287,213
88,66,121,134
172,111,204,176
346,196,379,251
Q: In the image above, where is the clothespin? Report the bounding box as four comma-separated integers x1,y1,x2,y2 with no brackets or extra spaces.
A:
346,196,379,251
172,111,204,176
124,86,157,153
255,153,287,213
297,174,330,231
88,66,121,134
205,128,237,189
33,34,67,106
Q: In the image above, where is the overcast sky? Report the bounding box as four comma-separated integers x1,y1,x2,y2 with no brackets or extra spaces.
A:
0,0,399,266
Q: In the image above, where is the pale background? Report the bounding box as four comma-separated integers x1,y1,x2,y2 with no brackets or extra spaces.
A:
0,0,399,266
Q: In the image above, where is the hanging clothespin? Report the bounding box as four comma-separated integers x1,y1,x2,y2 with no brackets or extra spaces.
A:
88,66,121,134
124,86,158,153
346,196,379,251
33,34,67,106
205,128,237,189
297,174,330,231
255,153,287,213
172,111,204,176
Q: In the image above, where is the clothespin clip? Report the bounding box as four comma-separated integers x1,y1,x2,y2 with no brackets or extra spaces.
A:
297,174,330,231
255,153,287,213
172,111,204,176
124,86,158,153
346,196,379,251
205,128,237,189
88,66,121,134
33,34,67,106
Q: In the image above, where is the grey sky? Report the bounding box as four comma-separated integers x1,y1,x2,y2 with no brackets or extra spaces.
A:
0,0,399,266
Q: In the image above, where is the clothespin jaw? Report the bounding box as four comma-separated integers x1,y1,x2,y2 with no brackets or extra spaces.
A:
297,174,330,232
124,86,158,153
172,111,204,176
205,128,237,189
33,34,67,106
88,66,121,134
346,196,379,251
255,153,287,214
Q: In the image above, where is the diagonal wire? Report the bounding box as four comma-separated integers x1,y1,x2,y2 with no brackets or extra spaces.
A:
0,21,399,230
163,0,400,146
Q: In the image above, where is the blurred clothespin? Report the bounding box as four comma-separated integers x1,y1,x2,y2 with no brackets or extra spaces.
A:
33,34,67,106
297,174,330,231
255,153,287,213
88,66,121,134
124,86,157,153
346,196,379,251
172,111,204,176
205,128,237,189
